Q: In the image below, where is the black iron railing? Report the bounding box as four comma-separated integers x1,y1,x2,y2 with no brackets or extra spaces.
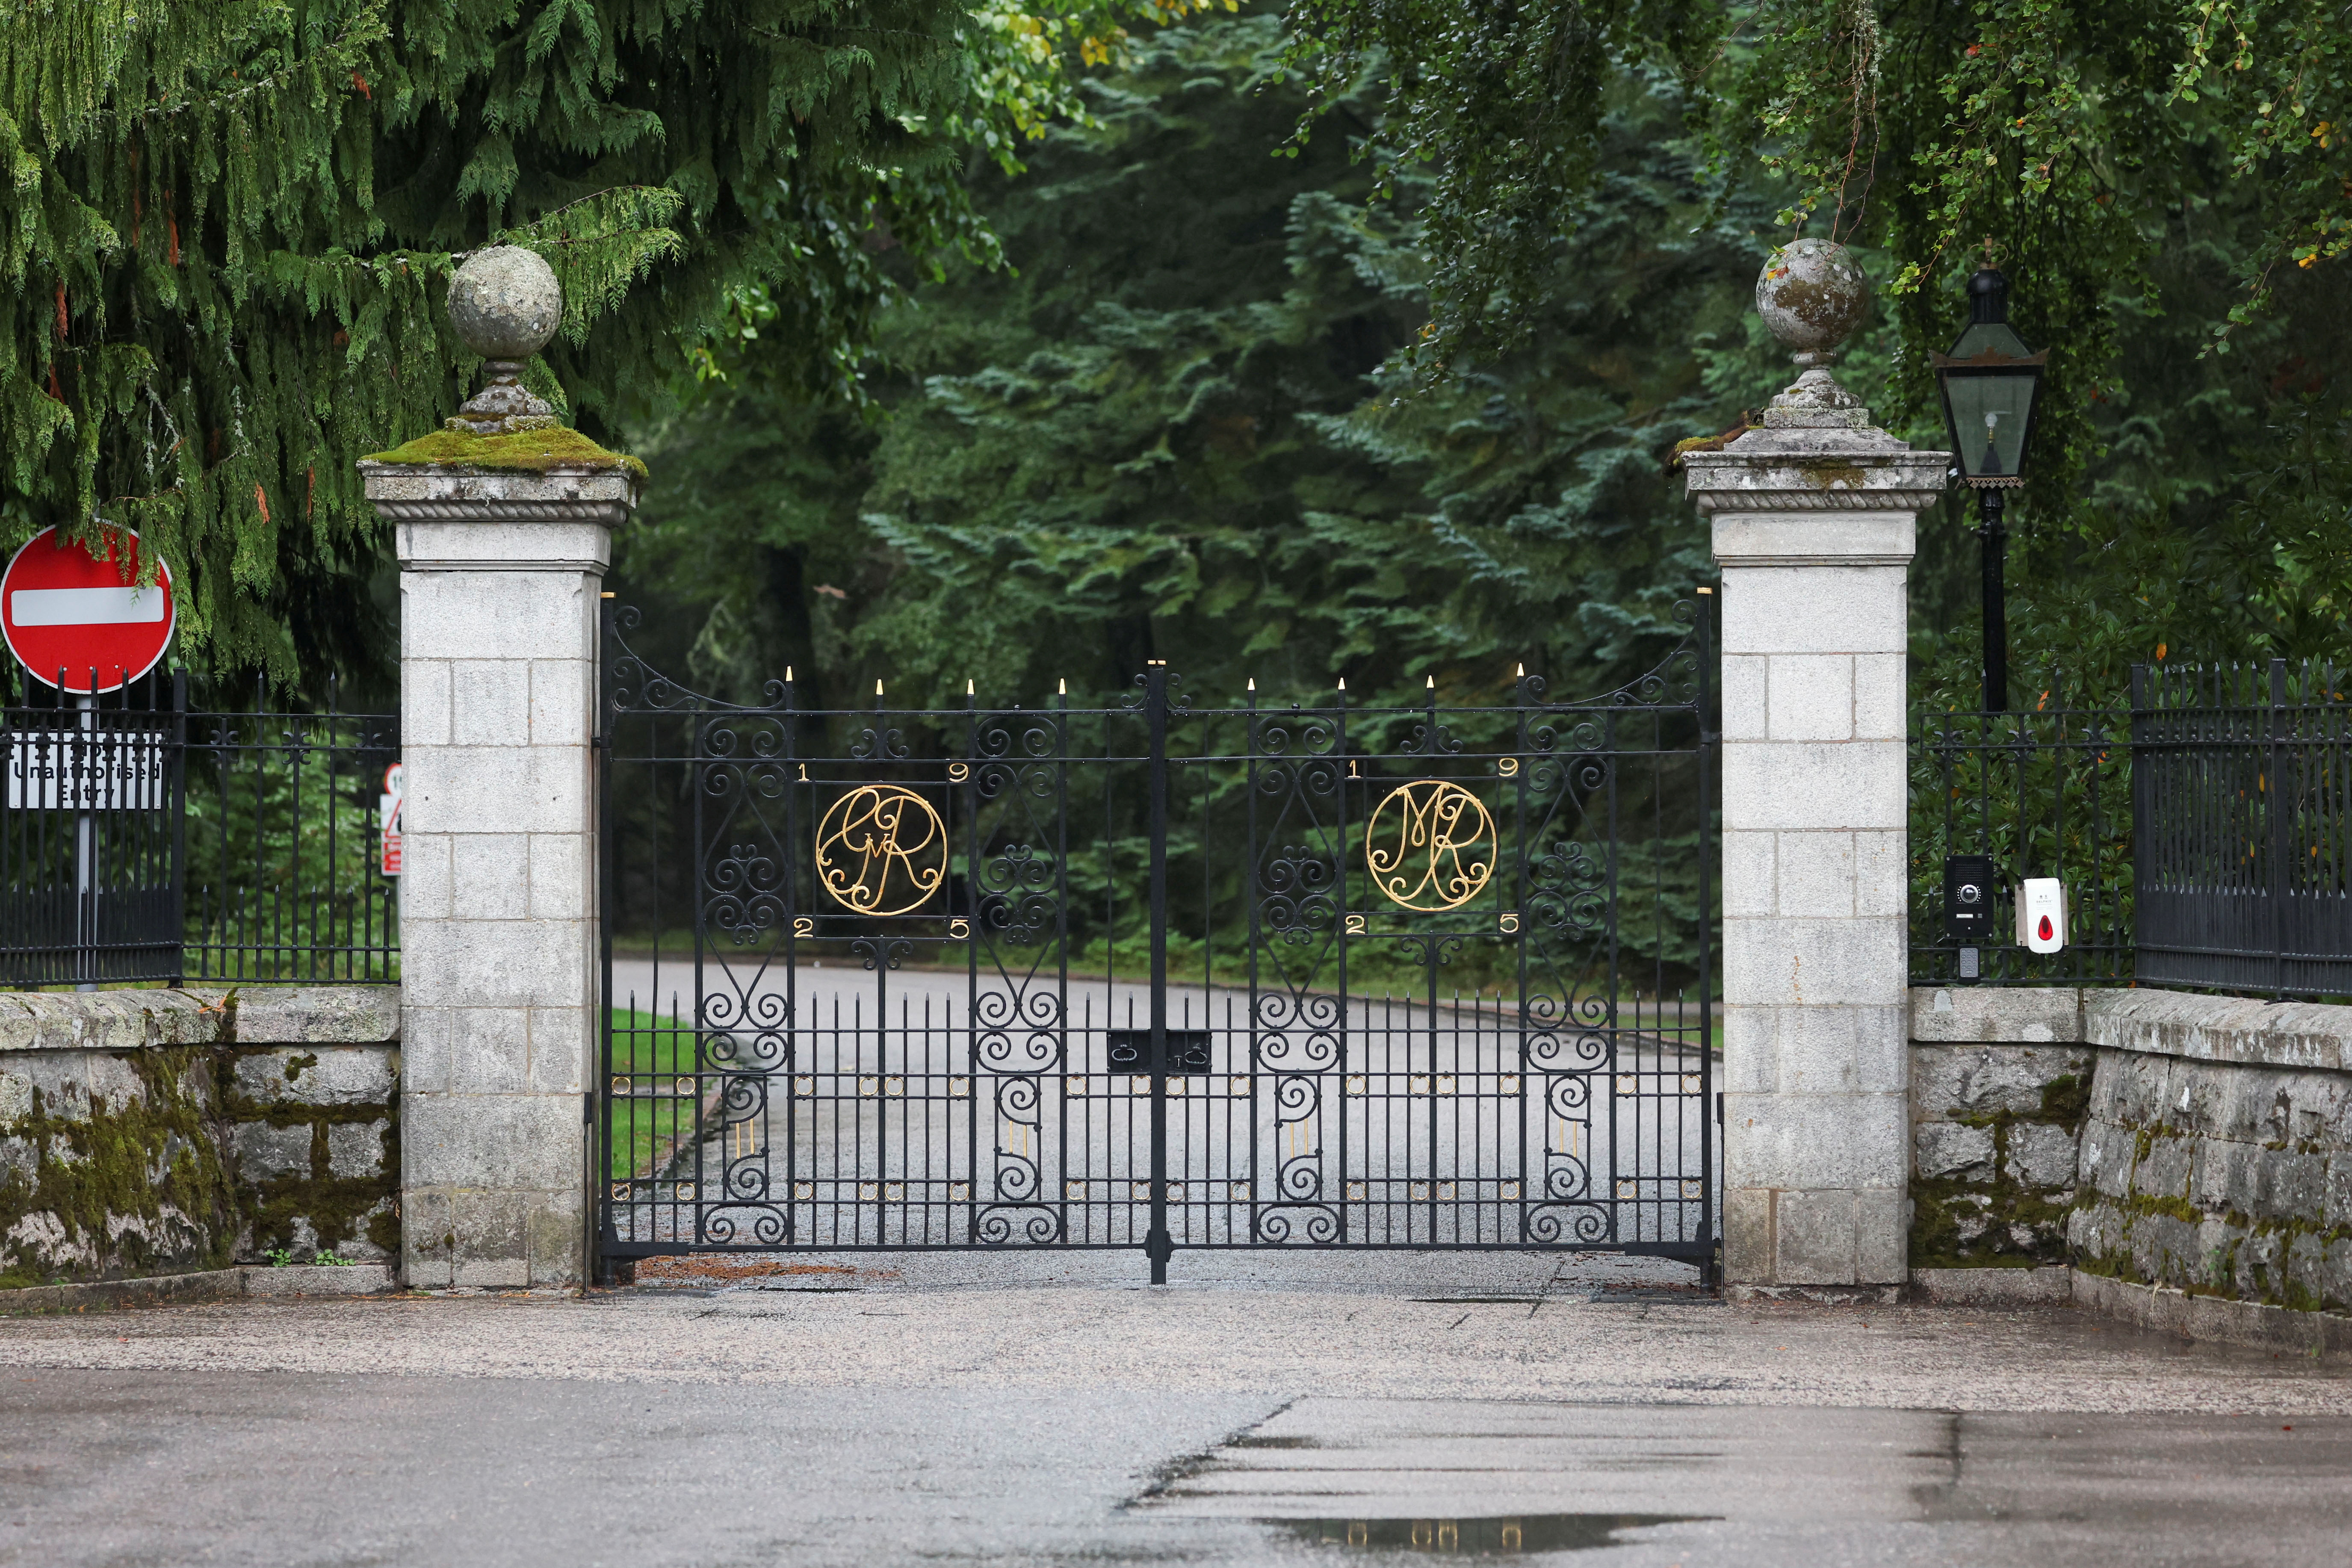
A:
0,668,398,987
2133,660,2352,998
1910,692,2134,987
1911,658,2352,999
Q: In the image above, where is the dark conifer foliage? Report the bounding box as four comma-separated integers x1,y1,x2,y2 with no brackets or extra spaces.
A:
1,0,982,679
620,13,1770,715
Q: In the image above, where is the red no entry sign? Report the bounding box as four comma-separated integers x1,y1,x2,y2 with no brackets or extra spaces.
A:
1,527,177,694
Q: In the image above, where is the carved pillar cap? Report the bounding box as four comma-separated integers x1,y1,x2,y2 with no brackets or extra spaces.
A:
1683,424,1947,516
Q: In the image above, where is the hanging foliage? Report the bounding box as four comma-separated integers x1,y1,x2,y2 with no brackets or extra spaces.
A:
1279,0,2351,447
0,0,1200,680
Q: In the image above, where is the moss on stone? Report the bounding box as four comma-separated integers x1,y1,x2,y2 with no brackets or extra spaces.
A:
1911,1078,2097,1270
362,425,647,479
1799,459,1868,490
0,1049,239,1288
1,1039,404,1286
2085,1107,2352,1311
219,1046,399,1262
1909,1168,2076,1270
2039,1073,2091,1133
2116,1189,2204,1225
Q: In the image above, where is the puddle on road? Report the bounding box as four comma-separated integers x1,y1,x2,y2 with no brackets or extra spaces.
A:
1269,1514,1711,1555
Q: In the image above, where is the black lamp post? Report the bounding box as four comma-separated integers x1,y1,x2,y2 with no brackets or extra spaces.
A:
1933,262,2047,713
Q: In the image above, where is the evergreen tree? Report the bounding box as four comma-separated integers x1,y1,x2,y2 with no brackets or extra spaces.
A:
0,0,1165,682
1278,0,2352,692
618,13,1768,718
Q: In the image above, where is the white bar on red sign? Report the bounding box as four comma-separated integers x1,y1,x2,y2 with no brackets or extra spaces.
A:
9,586,170,626
5,731,167,811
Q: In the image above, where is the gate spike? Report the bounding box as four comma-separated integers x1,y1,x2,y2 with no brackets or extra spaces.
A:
1058,677,1067,695
786,666,794,682
876,679,884,697
966,678,975,695
1426,675,1435,690
1337,677,1346,691
1247,678,1255,691
1515,662,1525,677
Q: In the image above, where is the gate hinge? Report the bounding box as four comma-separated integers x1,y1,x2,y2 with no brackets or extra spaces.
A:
1715,1091,1724,1125
584,1090,595,1126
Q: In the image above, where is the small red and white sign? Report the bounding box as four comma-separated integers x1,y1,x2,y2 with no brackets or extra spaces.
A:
2018,877,2067,954
378,762,404,876
1,526,177,694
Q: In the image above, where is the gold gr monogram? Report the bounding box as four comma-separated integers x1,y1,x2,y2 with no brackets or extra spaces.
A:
815,785,946,916
1364,780,1496,911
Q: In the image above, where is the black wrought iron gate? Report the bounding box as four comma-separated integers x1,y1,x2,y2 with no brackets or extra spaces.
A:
597,605,1718,1279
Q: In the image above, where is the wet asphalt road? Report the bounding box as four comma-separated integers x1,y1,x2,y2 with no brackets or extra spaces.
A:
5,1252,2351,1567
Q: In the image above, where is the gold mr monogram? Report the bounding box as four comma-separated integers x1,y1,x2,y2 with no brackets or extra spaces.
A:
1364,780,1495,912
815,785,946,916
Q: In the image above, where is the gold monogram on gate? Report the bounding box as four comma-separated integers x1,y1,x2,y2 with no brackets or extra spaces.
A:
815,785,946,916
1364,780,1496,912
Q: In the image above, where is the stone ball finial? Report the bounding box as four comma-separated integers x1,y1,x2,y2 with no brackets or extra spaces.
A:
447,246,563,362
443,246,563,435
1755,238,1870,367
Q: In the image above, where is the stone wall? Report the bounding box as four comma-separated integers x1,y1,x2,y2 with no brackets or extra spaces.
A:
1908,987,2090,1267
0,987,399,1287
1909,986,2352,1318
2071,992,2352,1314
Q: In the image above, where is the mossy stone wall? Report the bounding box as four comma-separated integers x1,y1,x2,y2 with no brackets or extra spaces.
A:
1909,1042,2091,1267
1908,986,2352,1322
2071,1050,2352,1312
0,988,398,1288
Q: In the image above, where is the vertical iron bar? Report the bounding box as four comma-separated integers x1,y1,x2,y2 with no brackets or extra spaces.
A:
1604,706,1620,1240
1144,662,1173,1283
1513,666,1531,1242
961,681,979,1244
2271,658,2288,999
871,681,888,1248
782,670,801,1247
1055,679,1071,1243
691,689,708,1243
1424,681,1439,1245
2129,662,2148,986
1245,681,1262,1242
1333,686,1350,1244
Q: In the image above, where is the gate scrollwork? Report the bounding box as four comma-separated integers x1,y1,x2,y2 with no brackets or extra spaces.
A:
600,607,1716,1276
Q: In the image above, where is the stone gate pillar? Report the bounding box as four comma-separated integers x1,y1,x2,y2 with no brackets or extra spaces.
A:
358,248,641,1288
1682,241,1948,1295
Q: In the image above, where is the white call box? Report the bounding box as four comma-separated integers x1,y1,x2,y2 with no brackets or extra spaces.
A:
2017,878,2066,954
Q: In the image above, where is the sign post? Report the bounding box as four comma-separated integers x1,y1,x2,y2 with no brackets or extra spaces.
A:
1,527,177,989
